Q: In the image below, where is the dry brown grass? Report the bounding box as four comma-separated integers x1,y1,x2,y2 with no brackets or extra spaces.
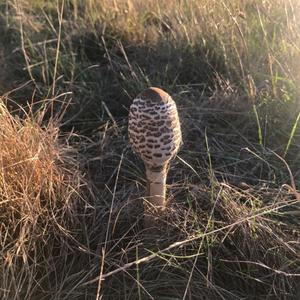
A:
0,98,85,299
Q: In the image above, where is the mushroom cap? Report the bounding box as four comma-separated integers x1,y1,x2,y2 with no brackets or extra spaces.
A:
128,87,182,168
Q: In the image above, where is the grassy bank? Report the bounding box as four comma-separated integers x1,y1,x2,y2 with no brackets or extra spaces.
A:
1,0,300,299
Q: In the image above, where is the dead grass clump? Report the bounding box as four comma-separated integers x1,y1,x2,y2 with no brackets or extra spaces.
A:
166,184,300,298
0,99,83,299
89,181,300,299
210,185,300,298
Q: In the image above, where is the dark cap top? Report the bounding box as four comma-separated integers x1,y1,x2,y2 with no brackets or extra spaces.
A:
136,87,172,104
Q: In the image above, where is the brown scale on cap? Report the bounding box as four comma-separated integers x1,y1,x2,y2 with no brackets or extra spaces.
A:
128,87,182,228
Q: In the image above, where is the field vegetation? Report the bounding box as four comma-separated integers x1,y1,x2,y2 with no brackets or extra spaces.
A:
0,0,300,299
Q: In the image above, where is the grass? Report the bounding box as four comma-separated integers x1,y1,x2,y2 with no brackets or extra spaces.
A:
0,98,87,298
0,0,300,299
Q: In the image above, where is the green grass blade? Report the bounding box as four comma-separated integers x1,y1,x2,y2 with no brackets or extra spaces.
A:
252,104,263,147
284,112,300,157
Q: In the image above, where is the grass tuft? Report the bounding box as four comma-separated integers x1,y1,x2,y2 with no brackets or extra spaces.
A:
0,98,85,299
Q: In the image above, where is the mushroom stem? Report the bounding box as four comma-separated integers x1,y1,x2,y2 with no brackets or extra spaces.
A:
144,165,168,227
